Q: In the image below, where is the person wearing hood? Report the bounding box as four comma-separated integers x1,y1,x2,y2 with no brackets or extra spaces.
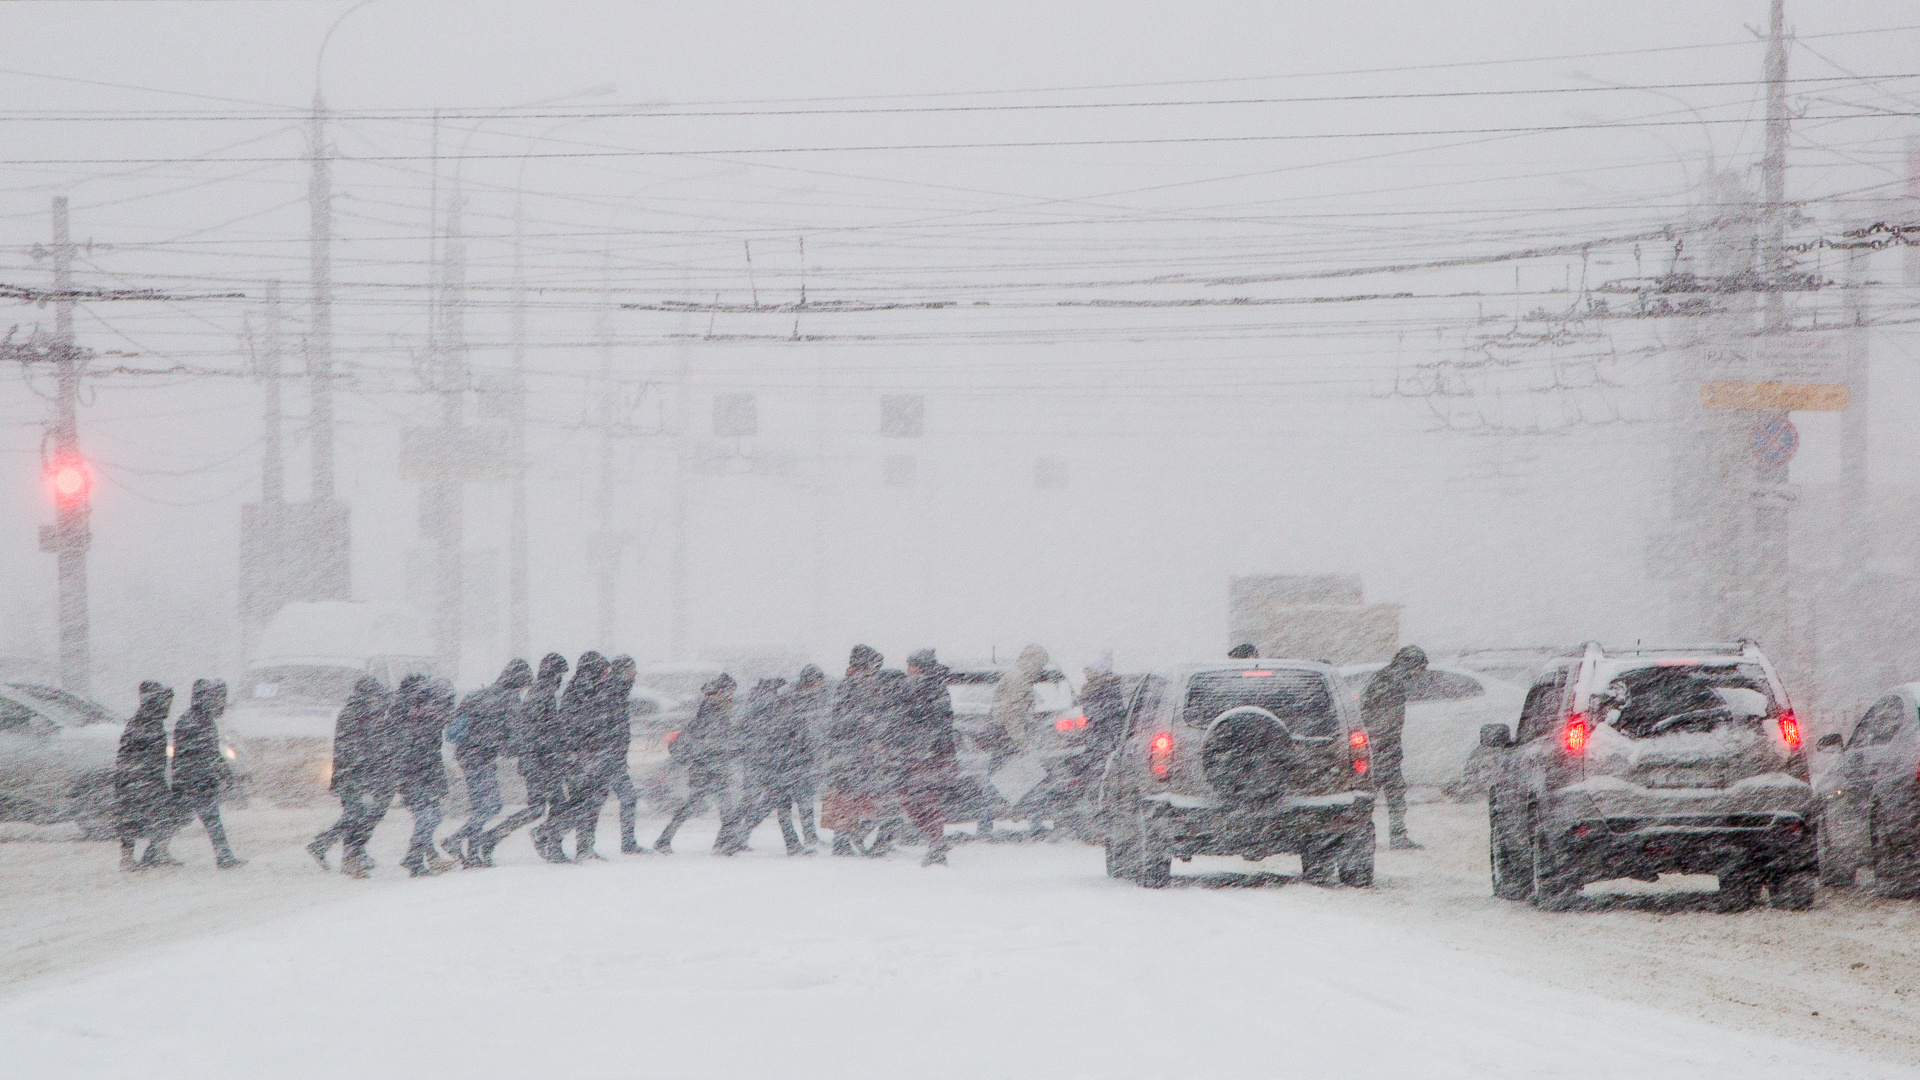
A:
605,656,649,855
888,649,960,866
112,682,174,871
654,671,737,854
478,652,569,864
549,652,633,861
391,675,457,876
150,679,242,869
820,645,885,856
782,664,829,848
1363,645,1428,850
1081,652,1127,761
716,675,814,856
442,658,532,867
307,674,392,877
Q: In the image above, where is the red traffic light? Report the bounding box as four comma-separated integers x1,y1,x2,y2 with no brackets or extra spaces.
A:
46,452,91,510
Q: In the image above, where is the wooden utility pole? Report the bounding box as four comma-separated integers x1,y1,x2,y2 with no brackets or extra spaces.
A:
48,196,90,696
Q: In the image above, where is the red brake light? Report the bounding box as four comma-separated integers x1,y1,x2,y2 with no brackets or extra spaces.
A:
1777,711,1802,751
1242,670,1274,677
664,730,681,744
1055,714,1087,732
1563,713,1591,755
1149,731,1173,779
1353,759,1369,774
1349,730,1367,749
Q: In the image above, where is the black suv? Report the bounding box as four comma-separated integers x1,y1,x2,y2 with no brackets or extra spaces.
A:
1479,642,1815,910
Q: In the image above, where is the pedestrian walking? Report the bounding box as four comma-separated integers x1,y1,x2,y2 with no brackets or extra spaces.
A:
654,672,736,854
1363,645,1427,850
893,649,960,866
551,653,633,861
717,675,817,856
604,656,647,854
113,681,174,871
391,675,456,877
442,659,532,867
821,645,885,856
307,674,392,877
1080,652,1127,761
151,679,243,869
477,653,569,864
781,663,828,848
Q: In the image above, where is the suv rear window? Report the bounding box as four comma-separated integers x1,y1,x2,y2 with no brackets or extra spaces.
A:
1597,662,1779,739
1184,670,1337,737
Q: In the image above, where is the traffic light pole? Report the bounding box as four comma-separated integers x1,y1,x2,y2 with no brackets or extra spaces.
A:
50,196,90,696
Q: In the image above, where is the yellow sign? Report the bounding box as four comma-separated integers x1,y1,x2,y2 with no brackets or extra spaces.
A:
1700,381,1849,412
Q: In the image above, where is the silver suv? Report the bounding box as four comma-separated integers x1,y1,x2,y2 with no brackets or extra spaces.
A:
1480,642,1815,910
1097,660,1375,888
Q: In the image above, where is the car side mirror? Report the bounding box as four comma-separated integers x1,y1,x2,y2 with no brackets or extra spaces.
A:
1479,723,1514,749
1815,733,1844,752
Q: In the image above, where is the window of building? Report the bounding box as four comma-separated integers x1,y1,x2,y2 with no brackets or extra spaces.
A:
883,454,917,488
713,393,758,437
880,394,924,437
1035,457,1069,489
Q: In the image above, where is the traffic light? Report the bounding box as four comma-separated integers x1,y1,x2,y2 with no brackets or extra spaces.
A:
45,450,90,512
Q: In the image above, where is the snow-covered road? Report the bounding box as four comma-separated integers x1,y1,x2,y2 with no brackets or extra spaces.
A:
1,804,1915,1079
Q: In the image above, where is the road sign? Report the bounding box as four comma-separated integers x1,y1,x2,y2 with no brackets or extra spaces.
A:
1701,381,1849,411
1749,416,1800,467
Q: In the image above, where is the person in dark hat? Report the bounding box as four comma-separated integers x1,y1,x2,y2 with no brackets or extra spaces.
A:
550,653,634,861
308,674,391,877
1363,645,1428,849
442,659,533,867
654,672,737,853
150,679,242,869
716,675,814,856
1228,643,1258,660
391,675,456,876
821,645,885,855
113,681,174,871
477,652,569,864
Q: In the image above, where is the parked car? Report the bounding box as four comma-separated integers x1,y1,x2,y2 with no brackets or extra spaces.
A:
1097,660,1375,888
1811,686,1920,896
1337,661,1526,795
222,602,435,803
1480,641,1815,911
0,683,127,836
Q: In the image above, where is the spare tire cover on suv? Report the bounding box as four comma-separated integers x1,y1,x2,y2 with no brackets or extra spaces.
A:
1187,670,1340,805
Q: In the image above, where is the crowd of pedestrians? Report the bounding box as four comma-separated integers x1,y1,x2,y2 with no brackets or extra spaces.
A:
295,643,961,878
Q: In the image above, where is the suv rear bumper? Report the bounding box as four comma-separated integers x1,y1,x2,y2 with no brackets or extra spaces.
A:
1551,811,1815,880
1141,790,1374,859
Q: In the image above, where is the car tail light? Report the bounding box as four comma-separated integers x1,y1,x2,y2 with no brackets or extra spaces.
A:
1777,711,1802,751
1563,713,1591,755
664,730,681,745
1349,730,1368,749
1149,731,1173,779
1055,713,1087,732
1348,728,1370,774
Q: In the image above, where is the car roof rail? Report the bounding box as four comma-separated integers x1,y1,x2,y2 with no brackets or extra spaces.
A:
1591,642,1755,657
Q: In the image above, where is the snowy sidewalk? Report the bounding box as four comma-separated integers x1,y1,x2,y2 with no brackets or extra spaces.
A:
0,829,1910,1080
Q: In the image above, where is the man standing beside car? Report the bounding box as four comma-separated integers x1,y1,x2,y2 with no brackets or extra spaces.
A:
1363,645,1427,850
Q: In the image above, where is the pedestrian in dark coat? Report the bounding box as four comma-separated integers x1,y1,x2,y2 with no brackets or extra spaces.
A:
307,674,391,877
717,676,819,856
1080,655,1127,760
442,658,532,867
604,655,648,854
113,681,174,871
150,679,242,869
479,653,569,864
1363,645,1427,849
897,650,960,865
534,651,607,860
551,653,632,861
391,674,456,876
821,645,885,856
654,672,737,854
782,664,829,847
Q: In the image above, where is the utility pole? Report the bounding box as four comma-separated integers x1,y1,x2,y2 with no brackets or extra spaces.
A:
48,196,90,696
431,178,467,679
308,92,336,501
594,247,619,648
508,195,530,659
260,280,284,507
1761,0,1789,335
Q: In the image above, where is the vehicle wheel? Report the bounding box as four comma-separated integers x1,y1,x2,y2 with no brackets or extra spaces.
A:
1489,800,1532,901
1817,811,1858,887
1766,871,1817,911
1337,822,1376,888
1527,813,1579,911
1300,836,1340,887
1715,871,1762,912
1133,811,1171,889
